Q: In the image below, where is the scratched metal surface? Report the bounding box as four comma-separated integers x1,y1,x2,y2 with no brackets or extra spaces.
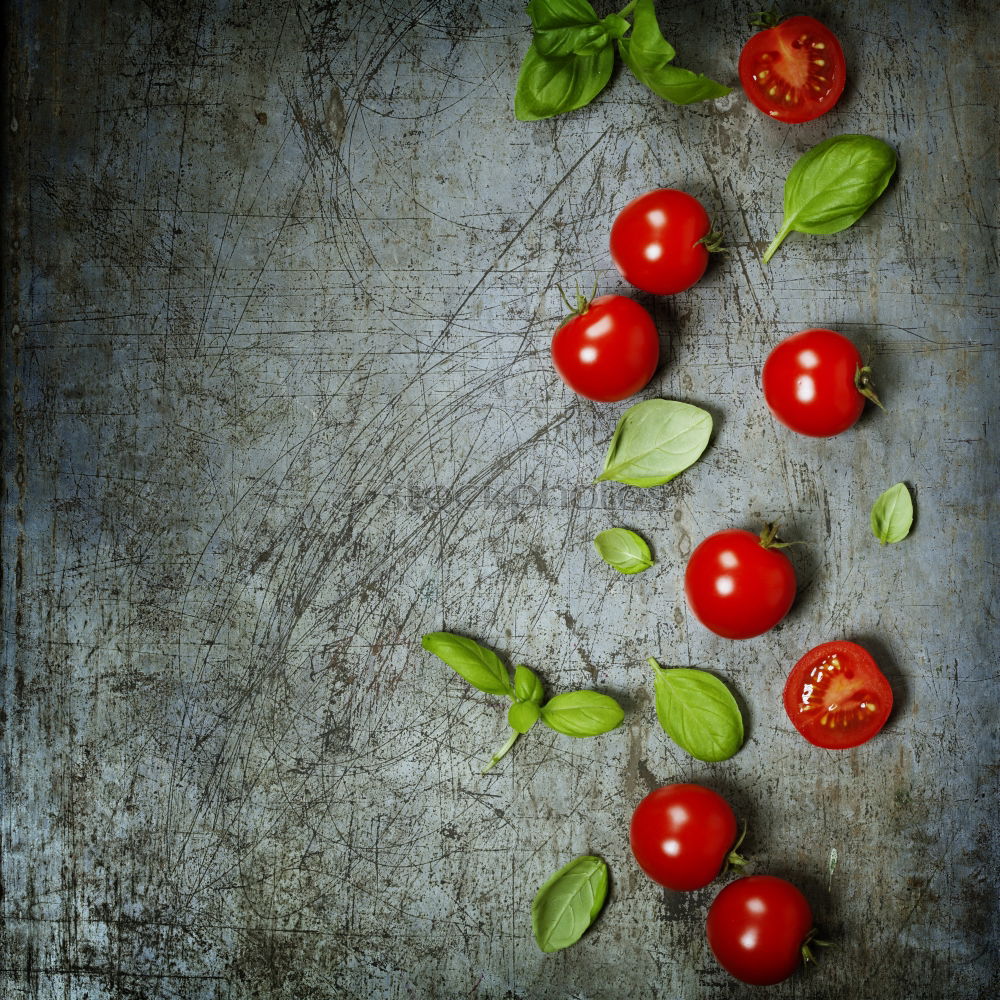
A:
2,1,997,998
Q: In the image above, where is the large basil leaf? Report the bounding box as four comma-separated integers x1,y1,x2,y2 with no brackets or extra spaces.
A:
618,0,729,104
532,855,609,953
595,399,712,487
540,691,624,737
514,41,615,121
648,657,744,761
593,527,654,574
514,664,545,705
421,632,514,696
763,134,897,263
871,482,913,544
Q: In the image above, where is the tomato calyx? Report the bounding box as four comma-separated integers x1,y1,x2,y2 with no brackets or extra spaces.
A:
724,821,748,874
748,8,783,30
697,229,728,255
757,522,799,550
854,364,885,410
557,281,598,325
801,930,832,969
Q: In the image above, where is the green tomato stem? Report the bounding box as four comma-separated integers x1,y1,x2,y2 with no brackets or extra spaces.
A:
617,0,638,18
482,729,520,774
761,221,792,264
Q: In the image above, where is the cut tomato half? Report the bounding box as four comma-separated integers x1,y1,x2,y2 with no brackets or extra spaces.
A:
783,640,893,749
738,15,846,124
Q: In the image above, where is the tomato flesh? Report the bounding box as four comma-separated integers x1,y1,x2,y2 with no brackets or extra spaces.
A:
629,784,738,891
783,640,893,749
610,189,711,295
706,875,814,985
739,16,846,124
550,294,659,402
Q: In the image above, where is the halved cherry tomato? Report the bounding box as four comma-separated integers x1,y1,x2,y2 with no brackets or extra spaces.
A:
783,640,893,749
739,15,846,124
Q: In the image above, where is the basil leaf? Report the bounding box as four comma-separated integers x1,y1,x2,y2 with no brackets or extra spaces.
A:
593,528,654,574
526,0,601,31
514,41,615,121
508,701,541,734
526,0,629,59
421,632,514,697
532,855,609,953
618,0,729,105
514,665,545,705
871,482,914,544
763,134,897,263
648,657,744,762
595,399,712,487
540,691,624,737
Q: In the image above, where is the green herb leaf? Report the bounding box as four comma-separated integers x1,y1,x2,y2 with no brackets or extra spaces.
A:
532,855,609,953
595,399,712,487
421,632,514,697
762,134,897,263
648,657,744,761
540,690,624,737
514,665,545,705
871,482,914,544
526,0,628,58
514,40,615,121
594,527,654,574
508,701,541,734
618,0,729,104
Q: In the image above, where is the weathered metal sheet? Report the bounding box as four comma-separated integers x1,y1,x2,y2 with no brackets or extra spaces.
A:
3,1,997,997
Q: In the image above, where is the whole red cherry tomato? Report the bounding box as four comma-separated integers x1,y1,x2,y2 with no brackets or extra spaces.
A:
685,526,796,640
550,293,658,402
762,329,881,438
783,640,893,749
706,875,818,985
739,14,846,124
630,784,743,891
609,189,721,295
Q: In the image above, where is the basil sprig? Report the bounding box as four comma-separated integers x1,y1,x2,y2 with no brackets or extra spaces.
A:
594,527,654,574
595,399,713,487
762,134,897,263
532,855,609,952
647,657,744,762
515,0,729,121
871,482,914,544
422,632,624,772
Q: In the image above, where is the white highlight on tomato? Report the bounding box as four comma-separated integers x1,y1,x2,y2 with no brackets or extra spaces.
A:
719,550,739,569
798,348,821,369
579,346,598,363
715,575,736,597
795,374,817,402
740,928,759,949
585,315,613,339
662,838,682,857
644,243,664,261
647,208,667,227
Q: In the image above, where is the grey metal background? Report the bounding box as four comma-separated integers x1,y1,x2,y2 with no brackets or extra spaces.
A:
2,1,997,998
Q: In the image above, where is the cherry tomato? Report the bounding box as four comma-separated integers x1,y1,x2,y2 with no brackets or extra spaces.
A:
629,784,741,891
738,15,846,124
684,527,796,640
550,294,658,402
762,329,881,438
783,640,893,749
609,189,718,295
706,875,816,985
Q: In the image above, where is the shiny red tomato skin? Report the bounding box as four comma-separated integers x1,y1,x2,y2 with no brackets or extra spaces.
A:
762,329,866,437
783,640,894,749
707,875,814,985
685,530,796,640
739,15,846,124
610,189,711,295
550,295,659,402
629,784,738,891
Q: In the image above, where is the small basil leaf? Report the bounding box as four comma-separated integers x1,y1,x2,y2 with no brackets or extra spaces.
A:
421,632,514,697
508,701,541,735
618,0,729,105
514,42,615,122
594,528,654,574
595,399,713,487
763,134,897,263
871,482,914,544
532,855,609,953
526,0,600,32
514,665,545,705
648,657,744,762
540,691,624,737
